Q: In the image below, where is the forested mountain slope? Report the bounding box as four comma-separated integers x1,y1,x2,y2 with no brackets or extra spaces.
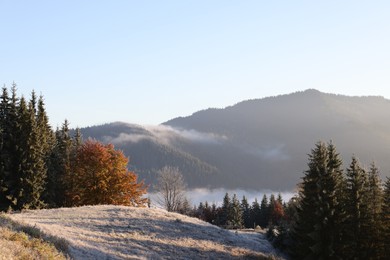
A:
81,89,390,190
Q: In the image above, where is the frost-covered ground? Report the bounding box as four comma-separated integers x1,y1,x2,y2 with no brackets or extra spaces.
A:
7,205,284,259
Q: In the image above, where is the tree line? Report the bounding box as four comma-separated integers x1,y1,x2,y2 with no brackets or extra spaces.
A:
0,85,147,211
172,141,390,259
183,192,286,230
286,141,390,259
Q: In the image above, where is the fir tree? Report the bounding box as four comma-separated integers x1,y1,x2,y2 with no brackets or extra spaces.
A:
241,195,251,228
382,177,390,257
259,194,269,228
0,86,16,210
290,141,345,259
231,194,243,229
366,162,383,258
48,120,74,207
220,193,231,227
251,198,261,228
344,156,370,259
16,94,47,209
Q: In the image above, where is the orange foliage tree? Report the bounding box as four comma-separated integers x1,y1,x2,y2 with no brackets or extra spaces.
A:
71,140,147,206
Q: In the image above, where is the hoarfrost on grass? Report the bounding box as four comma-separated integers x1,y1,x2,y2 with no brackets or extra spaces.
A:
7,205,284,259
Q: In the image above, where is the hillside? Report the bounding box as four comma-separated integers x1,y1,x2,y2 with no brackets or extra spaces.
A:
80,122,222,188
6,205,282,259
79,89,390,190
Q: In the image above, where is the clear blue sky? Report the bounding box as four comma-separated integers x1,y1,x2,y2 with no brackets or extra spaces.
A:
1,1,390,128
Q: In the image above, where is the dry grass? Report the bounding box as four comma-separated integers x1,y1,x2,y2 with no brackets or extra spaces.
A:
0,214,68,260
6,205,284,259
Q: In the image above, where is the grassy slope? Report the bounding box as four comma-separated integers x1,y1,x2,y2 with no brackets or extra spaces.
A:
6,205,283,259
0,214,68,260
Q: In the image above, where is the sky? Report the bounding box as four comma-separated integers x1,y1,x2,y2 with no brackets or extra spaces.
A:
1,1,390,128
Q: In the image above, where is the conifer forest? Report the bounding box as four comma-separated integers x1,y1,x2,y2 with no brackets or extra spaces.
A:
0,85,147,211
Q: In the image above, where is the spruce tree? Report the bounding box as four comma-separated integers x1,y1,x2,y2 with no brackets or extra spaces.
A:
259,194,269,228
47,120,74,207
241,195,251,228
220,193,231,227
231,194,243,229
344,156,370,259
290,141,345,259
251,198,261,228
382,177,390,257
0,87,14,210
16,94,47,209
366,162,383,258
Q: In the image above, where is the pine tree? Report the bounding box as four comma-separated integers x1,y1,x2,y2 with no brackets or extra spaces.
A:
344,156,371,259
326,141,347,257
290,141,345,259
231,194,243,229
268,194,276,226
241,195,251,228
16,94,47,209
220,193,231,227
366,162,383,258
47,120,74,207
259,194,269,228
382,177,390,257
0,86,15,210
251,198,261,228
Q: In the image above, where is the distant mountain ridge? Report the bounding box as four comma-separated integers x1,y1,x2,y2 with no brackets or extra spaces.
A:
79,89,390,191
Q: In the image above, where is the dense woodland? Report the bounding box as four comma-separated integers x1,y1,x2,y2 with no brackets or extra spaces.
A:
0,85,147,211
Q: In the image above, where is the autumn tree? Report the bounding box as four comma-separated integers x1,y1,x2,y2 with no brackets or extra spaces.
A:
72,140,147,206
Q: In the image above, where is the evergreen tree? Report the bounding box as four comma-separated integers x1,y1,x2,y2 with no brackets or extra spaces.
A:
268,194,276,226
251,198,261,228
366,162,383,258
231,194,243,229
47,120,74,207
259,194,269,228
326,141,347,257
290,141,345,259
0,86,16,210
344,156,370,259
241,195,251,228
277,193,283,205
16,94,47,209
220,193,231,227
382,177,390,257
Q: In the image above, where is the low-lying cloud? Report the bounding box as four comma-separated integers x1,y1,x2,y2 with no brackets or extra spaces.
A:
103,125,227,146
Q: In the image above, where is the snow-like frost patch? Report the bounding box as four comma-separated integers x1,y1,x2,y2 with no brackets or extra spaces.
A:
8,205,284,259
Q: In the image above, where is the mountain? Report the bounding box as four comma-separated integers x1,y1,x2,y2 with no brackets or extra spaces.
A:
79,122,222,188
79,89,390,191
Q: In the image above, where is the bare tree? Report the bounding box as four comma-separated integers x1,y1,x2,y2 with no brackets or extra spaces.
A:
154,166,187,212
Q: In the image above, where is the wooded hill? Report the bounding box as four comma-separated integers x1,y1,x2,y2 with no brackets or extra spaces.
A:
80,89,390,190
